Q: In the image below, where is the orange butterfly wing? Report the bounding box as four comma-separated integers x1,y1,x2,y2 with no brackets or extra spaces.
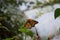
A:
24,22,31,29
29,19,38,27
24,19,38,29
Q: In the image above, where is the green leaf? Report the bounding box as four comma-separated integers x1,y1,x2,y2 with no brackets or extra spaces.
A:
19,27,33,37
26,30,33,37
19,27,26,33
54,8,60,19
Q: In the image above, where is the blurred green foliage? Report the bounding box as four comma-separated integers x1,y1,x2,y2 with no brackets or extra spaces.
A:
33,0,60,9
0,0,33,40
19,27,33,37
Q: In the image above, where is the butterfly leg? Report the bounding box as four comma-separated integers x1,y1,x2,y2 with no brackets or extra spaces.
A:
35,34,40,40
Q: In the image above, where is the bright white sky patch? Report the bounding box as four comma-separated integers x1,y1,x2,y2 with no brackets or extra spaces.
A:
19,3,27,11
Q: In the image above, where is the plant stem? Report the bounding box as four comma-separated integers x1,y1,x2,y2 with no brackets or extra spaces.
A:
25,34,26,40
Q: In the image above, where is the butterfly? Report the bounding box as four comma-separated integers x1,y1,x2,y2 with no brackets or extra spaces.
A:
24,19,38,29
